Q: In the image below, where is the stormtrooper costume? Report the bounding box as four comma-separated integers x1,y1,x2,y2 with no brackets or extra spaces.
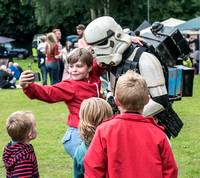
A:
84,16,183,138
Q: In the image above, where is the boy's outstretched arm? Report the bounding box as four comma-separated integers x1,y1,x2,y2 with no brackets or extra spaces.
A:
19,70,75,103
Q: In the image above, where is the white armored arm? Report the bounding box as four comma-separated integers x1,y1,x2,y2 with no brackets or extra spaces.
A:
138,51,168,117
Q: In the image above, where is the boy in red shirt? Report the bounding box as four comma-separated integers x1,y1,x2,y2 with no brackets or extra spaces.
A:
19,48,105,158
84,70,178,178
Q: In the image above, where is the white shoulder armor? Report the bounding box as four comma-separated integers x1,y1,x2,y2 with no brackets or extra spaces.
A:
139,51,165,87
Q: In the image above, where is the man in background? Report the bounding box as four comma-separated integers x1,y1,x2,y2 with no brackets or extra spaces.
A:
53,29,64,82
70,24,85,49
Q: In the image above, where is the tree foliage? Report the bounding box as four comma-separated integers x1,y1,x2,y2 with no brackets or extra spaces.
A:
0,0,39,48
0,0,199,50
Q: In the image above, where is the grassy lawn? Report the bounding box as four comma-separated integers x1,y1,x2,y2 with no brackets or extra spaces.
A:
0,57,200,177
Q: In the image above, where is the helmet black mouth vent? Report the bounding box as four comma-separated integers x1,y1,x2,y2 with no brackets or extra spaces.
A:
96,54,109,56
87,31,114,45
97,40,108,46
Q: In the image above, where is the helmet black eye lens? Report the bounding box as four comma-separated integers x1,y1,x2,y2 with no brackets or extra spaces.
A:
97,39,108,46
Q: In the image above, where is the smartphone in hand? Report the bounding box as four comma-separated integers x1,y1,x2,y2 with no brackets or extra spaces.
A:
29,72,41,82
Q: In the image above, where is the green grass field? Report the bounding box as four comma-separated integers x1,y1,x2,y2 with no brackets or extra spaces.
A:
0,58,199,177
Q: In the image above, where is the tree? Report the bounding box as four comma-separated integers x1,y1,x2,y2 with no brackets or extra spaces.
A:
0,0,199,52
0,0,40,49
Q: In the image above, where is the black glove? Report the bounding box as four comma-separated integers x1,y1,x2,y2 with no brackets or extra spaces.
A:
107,96,120,115
155,104,183,138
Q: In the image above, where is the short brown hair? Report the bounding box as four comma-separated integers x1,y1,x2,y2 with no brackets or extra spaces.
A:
115,70,148,111
52,29,61,33
76,24,85,30
67,48,93,67
6,111,34,142
79,98,113,145
40,36,46,42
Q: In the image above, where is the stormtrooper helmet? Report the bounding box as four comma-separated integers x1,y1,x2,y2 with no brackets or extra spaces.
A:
84,16,131,66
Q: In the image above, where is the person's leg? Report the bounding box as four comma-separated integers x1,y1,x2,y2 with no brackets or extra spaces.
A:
62,126,82,159
2,82,12,89
40,65,47,85
51,61,60,84
2,82,16,89
44,66,48,85
9,77,16,85
59,60,64,82
46,63,53,85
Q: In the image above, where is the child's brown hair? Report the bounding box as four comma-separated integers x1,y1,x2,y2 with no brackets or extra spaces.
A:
67,48,93,68
76,24,85,30
6,111,34,142
78,97,113,145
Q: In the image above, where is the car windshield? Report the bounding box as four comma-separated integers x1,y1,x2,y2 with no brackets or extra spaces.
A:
5,43,14,49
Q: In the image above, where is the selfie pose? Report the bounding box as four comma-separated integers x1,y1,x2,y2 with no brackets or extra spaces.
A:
19,48,105,158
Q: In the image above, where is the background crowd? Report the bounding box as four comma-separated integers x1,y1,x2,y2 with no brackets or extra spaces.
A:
0,23,87,88
184,34,200,73
36,24,89,86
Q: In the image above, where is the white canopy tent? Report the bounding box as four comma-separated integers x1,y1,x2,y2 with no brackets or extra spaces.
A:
0,36,15,43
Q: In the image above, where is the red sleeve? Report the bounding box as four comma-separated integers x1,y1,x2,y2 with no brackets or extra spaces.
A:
23,80,75,103
54,43,59,56
83,128,107,177
92,58,106,78
160,137,178,178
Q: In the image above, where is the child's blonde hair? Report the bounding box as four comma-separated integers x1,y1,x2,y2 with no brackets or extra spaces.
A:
40,36,46,43
6,111,34,142
79,97,113,145
67,48,93,68
115,70,148,111
46,32,57,54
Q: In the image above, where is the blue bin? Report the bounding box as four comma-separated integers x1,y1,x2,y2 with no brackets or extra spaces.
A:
168,67,182,96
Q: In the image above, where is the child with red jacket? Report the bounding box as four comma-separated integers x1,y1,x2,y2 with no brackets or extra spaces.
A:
19,48,105,158
83,70,178,178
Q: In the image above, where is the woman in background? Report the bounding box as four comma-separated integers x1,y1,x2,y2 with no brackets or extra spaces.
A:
45,32,60,85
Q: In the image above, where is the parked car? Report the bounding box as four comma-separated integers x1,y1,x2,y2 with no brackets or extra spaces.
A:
0,46,13,59
0,42,29,60
66,35,78,43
